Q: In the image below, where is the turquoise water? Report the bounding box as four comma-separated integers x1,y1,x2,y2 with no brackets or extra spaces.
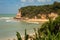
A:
0,14,41,40
0,14,16,17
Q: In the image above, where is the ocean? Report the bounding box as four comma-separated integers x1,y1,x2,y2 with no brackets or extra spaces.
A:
0,14,41,40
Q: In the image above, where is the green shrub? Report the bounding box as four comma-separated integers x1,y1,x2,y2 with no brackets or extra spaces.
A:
16,16,60,40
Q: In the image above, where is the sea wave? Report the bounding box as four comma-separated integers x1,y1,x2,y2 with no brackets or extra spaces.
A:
0,17,13,20
0,17,19,22
5,19,20,22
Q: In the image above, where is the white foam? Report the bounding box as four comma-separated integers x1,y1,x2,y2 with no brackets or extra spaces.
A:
0,17,20,22
6,20,12,22
6,19,20,22
0,17,13,20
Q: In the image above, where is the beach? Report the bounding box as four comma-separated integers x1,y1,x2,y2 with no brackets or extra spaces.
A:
22,18,49,24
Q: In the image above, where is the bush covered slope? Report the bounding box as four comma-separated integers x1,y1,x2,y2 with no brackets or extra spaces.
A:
19,1,60,18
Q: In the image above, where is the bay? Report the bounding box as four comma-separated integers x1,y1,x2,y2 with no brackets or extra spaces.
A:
0,14,41,40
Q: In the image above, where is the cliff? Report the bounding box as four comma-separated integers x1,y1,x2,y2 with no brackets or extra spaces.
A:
18,1,60,19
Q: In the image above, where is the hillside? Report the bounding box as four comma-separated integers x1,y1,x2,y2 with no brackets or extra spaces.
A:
19,1,60,18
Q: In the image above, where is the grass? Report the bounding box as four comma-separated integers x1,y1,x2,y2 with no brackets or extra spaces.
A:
16,16,60,40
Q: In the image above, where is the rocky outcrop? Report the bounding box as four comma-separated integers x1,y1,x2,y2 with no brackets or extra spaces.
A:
14,11,21,19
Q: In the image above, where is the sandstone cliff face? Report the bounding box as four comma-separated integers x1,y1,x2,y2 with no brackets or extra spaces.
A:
15,10,21,19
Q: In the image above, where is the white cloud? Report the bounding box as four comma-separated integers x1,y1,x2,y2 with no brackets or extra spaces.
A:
20,0,52,3
28,0,34,2
54,0,60,2
37,0,46,2
21,0,26,2
21,0,34,3
46,0,51,2
37,0,51,2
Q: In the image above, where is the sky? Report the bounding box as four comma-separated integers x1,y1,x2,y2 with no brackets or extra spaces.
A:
0,0,60,14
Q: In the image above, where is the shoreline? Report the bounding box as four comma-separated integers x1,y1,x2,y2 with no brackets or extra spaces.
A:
21,19,49,24
0,17,49,24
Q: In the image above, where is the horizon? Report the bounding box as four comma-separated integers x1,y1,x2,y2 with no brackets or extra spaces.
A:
0,0,60,14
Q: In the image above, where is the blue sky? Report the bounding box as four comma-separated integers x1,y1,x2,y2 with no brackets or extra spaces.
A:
0,0,60,14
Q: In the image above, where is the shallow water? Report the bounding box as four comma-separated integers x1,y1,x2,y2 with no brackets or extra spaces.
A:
0,16,41,40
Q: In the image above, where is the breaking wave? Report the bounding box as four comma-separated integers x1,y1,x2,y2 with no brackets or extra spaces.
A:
0,17,13,20
0,17,19,22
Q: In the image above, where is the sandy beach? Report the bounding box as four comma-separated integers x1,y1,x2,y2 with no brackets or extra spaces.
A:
22,19,49,24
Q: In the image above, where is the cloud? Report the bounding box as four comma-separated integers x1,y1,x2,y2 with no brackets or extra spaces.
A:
20,0,52,3
21,0,26,2
37,0,51,2
37,0,46,2
28,0,34,2
46,0,51,2
21,0,34,3
54,0,60,2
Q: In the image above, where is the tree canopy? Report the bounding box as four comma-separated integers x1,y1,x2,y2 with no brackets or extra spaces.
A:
19,1,60,18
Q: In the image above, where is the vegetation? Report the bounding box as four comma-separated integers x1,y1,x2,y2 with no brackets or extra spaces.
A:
19,1,60,18
16,32,22,40
16,16,60,40
15,1,60,40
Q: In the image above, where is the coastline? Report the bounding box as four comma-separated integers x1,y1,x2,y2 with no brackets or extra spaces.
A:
22,19,49,24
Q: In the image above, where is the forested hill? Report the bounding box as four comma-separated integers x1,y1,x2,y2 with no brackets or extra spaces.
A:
19,1,60,18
